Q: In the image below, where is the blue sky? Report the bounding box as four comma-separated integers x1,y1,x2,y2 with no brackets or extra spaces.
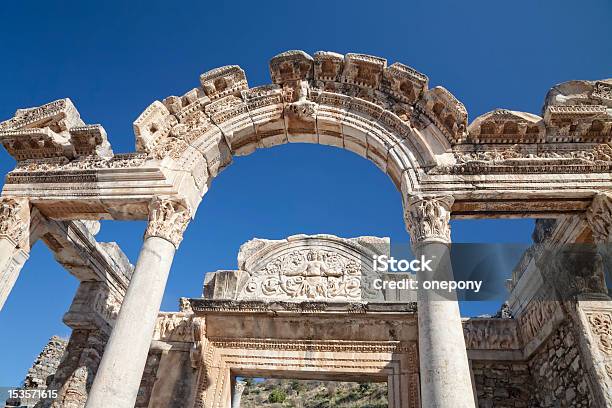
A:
0,0,610,386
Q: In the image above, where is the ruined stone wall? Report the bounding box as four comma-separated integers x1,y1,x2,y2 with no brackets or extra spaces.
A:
471,361,532,408
35,329,109,408
135,349,163,408
527,322,593,407
5,336,67,408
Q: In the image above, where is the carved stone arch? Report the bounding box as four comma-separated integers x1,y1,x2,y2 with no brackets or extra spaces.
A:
133,50,465,206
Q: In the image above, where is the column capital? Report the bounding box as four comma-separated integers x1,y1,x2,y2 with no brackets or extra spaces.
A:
0,196,30,249
586,192,612,243
404,195,454,245
145,196,191,248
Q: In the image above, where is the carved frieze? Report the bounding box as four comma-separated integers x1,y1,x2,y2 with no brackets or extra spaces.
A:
585,311,612,378
434,143,612,174
11,153,147,173
69,125,113,158
587,193,612,243
133,101,176,153
518,297,559,345
153,313,194,342
543,79,612,143
92,288,121,325
404,195,453,245
145,197,191,248
0,127,75,161
0,197,29,248
1,52,612,227
537,245,608,299
592,81,612,103
463,319,520,350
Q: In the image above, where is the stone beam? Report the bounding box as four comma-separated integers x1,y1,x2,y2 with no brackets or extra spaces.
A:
41,219,133,293
0,203,133,312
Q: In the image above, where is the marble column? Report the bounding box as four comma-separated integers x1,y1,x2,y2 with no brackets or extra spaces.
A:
85,197,191,408
0,197,31,311
404,195,476,408
231,380,246,408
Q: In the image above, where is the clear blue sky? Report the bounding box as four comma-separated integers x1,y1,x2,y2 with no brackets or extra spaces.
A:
0,0,610,386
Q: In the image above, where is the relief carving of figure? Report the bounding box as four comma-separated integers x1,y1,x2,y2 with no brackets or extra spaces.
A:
240,248,365,301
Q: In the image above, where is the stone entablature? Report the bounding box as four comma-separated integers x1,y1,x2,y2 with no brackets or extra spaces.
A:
0,51,610,221
143,301,420,408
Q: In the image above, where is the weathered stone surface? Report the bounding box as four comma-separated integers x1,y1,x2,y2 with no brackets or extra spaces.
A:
471,361,532,408
0,52,610,223
528,322,592,407
1,50,611,408
203,234,411,303
5,337,67,408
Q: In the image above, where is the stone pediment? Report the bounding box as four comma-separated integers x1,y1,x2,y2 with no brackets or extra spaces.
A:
203,234,413,303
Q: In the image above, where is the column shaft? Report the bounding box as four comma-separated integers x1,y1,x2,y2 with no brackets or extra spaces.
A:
0,239,29,310
85,197,190,408
0,197,31,311
414,242,475,407
405,196,476,408
85,236,176,408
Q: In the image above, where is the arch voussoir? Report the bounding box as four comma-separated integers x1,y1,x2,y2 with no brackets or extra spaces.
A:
1,51,610,220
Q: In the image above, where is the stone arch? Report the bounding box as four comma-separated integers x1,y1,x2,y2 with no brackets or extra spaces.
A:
133,50,466,209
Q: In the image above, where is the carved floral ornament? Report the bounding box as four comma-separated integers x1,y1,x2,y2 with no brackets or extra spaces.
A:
144,197,192,248
585,311,612,377
0,197,29,247
404,195,453,245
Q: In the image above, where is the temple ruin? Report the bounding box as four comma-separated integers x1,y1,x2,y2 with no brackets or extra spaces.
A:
0,50,610,407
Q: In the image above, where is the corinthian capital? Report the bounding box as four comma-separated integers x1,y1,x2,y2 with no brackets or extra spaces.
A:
587,192,612,243
0,197,30,248
145,197,191,248
404,195,454,245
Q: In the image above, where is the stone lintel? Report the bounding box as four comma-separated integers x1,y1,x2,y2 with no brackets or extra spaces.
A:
189,299,417,316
